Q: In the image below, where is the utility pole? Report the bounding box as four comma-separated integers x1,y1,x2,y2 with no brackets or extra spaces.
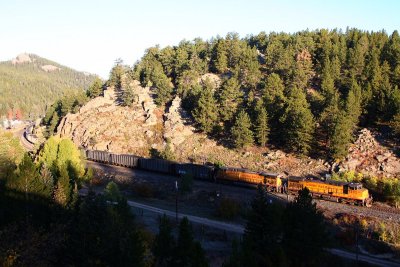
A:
175,180,178,222
355,222,359,267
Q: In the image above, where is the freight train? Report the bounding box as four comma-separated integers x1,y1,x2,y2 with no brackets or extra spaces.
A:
84,150,372,207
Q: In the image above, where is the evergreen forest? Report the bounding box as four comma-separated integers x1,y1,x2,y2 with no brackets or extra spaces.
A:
103,29,400,160
0,54,96,119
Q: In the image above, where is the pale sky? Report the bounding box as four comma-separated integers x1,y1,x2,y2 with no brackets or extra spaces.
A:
1,0,399,78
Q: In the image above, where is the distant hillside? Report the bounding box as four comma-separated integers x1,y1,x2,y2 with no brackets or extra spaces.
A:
0,53,97,119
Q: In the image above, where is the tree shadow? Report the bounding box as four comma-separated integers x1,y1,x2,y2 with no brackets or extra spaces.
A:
370,124,400,157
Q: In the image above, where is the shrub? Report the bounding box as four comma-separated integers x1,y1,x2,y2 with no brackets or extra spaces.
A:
216,197,240,220
133,183,154,198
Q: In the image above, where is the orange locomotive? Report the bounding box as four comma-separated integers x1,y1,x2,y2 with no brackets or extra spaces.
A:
286,177,372,207
215,167,282,192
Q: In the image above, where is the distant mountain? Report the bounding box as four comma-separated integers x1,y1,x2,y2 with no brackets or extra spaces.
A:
0,53,97,119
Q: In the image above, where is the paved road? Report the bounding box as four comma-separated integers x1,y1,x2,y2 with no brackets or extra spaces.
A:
86,160,400,266
126,198,400,267
328,248,400,267
127,199,245,233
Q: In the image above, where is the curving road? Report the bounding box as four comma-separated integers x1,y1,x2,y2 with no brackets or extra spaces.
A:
127,199,245,233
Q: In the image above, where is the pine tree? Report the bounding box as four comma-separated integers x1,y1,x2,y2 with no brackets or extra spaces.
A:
346,78,362,125
108,58,125,89
217,77,243,123
151,66,173,106
329,79,361,159
192,79,218,133
243,185,284,266
213,39,228,73
329,112,352,160
173,217,208,267
263,73,286,142
87,77,103,98
104,181,123,202
282,188,328,267
231,110,254,148
153,215,175,267
48,113,59,136
254,100,269,147
237,45,261,89
54,163,72,207
282,86,315,154
121,83,137,107
320,65,337,108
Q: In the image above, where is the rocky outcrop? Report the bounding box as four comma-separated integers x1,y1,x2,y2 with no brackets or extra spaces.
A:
199,73,221,89
57,79,197,156
41,65,60,72
11,53,32,64
336,129,400,177
163,96,194,147
57,81,162,155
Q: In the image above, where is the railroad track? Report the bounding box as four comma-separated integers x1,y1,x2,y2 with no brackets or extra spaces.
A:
268,191,400,221
370,205,400,215
87,158,400,221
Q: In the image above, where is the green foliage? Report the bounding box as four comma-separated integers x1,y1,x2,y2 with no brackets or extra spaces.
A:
231,110,254,148
216,197,240,220
160,139,176,161
192,79,219,133
104,181,123,202
225,186,328,267
73,191,145,266
329,79,362,159
38,136,60,172
108,58,126,89
152,215,211,266
243,185,285,266
56,138,85,177
153,215,176,267
282,86,315,154
254,100,269,146
282,188,328,267
0,54,96,118
86,77,104,98
383,179,400,208
212,38,228,73
121,83,137,107
152,66,174,106
173,217,208,267
0,130,24,179
217,77,243,122
42,90,89,136
87,29,400,158
391,113,400,135
329,112,353,159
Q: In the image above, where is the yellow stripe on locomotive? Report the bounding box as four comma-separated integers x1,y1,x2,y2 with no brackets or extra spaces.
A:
216,168,281,192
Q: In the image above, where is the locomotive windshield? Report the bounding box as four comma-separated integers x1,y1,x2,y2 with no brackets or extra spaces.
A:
349,183,363,190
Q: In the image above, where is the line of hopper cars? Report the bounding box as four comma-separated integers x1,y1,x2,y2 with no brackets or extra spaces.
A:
84,150,372,207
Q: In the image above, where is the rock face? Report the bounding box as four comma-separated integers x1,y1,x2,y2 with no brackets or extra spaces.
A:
337,129,400,177
56,75,399,179
11,53,32,64
199,73,221,89
41,65,60,72
57,81,162,154
163,96,194,147
57,80,195,155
